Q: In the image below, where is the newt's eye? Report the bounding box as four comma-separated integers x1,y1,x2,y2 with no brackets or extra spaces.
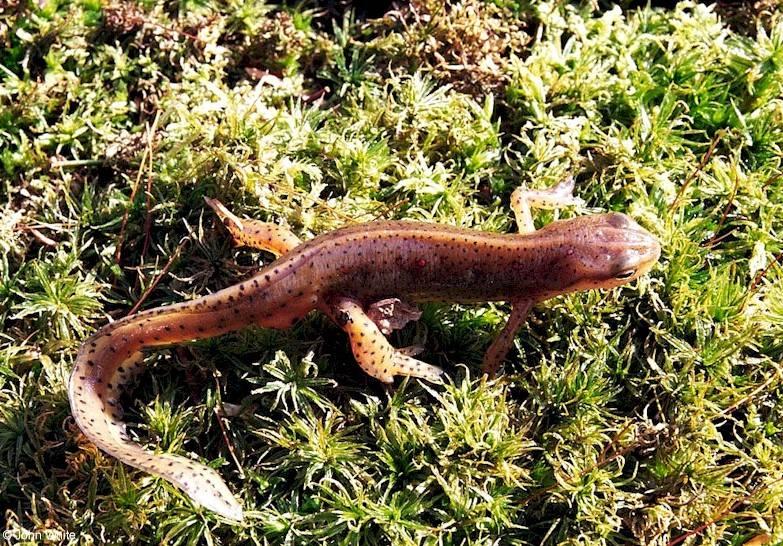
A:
614,269,636,280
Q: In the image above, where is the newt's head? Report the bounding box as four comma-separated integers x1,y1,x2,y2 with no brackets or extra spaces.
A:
541,212,661,294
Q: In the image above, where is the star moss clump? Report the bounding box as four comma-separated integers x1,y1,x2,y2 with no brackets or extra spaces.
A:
1,0,782,544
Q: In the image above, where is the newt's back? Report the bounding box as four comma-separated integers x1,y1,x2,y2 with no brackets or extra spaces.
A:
282,215,657,304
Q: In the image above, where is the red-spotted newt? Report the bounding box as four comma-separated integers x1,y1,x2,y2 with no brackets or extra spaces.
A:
68,178,660,521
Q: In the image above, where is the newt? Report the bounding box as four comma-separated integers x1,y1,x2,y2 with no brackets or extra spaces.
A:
68,178,660,522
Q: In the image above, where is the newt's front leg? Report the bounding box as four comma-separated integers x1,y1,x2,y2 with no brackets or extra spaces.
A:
482,177,583,377
481,300,532,377
325,298,442,383
511,176,583,234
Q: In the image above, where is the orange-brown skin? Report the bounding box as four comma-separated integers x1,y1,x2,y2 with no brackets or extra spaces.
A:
69,199,660,522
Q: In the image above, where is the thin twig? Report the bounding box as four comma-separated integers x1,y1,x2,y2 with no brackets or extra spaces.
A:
666,476,783,546
597,420,636,463
749,251,783,294
127,240,187,316
115,148,151,266
50,158,105,168
716,364,782,418
702,169,741,248
140,111,161,261
212,374,245,478
519,421,651,507
669,130,724,212
761,172,781,189
702,171,779,249
702,227,737,248
25,226,58,247
115,112,160,266
369,197,410,221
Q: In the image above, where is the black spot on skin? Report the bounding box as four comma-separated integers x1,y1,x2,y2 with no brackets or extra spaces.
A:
337,310,350,327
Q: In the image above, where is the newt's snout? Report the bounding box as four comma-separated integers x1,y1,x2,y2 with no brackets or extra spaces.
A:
600,212,661,275
594,212,660,286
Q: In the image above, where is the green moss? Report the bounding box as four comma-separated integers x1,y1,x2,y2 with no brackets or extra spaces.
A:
1,0,783,544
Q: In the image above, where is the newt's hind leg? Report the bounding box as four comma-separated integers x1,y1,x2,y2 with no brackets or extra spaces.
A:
484,177,582,376
326,298,442,384
204,197,301,256
511,176,583,233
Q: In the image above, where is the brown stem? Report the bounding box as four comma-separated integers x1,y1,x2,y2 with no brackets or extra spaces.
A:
127,239,187,316
670,130,724,212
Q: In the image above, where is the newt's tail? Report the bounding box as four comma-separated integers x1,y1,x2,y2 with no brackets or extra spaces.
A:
69,296,255,521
